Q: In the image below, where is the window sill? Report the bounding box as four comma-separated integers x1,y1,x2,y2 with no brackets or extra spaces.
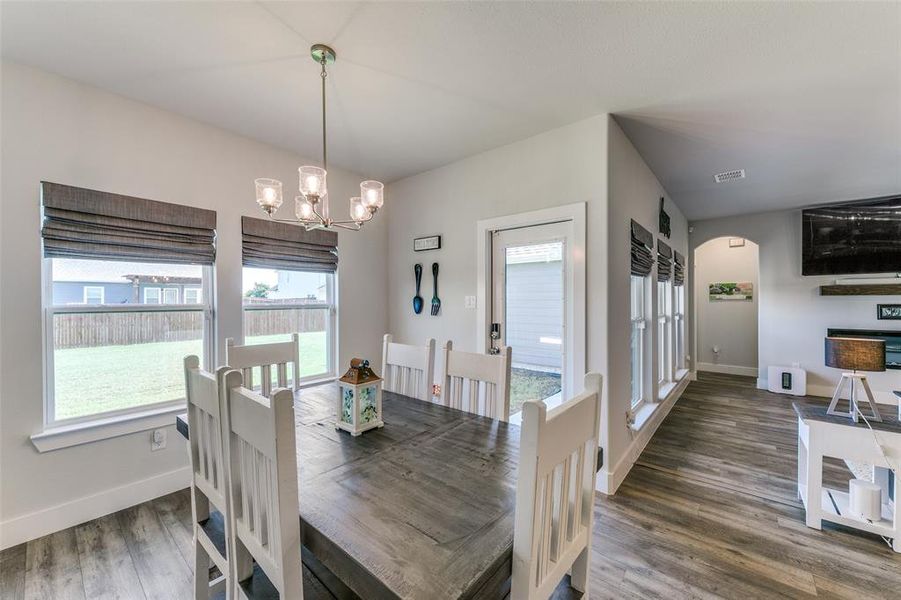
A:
657,381,677,401
630,402,659,432
675,368,689,381
31,404,186,453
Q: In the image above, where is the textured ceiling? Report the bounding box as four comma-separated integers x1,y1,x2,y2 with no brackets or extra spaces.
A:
2,1,899,219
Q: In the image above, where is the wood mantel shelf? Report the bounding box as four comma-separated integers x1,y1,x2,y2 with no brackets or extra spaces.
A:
820,283,901,296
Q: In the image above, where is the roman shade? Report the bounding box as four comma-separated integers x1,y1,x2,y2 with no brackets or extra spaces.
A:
657,239,673,282
242,216,338,273
41,181,216,265
673,251,685,286
630,220,654,277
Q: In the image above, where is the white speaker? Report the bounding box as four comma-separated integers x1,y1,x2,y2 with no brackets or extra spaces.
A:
767,366,807,396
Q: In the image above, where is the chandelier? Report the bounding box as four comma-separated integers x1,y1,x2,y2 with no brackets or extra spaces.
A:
254,44,383,231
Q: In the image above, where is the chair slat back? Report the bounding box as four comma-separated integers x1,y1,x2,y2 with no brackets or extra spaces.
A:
224,371,302,598
226,334,301,397
184,356,228,509
441,341,512,420
381,334,436,401
512,373,602,600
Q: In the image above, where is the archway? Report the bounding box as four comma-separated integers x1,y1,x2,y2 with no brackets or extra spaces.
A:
692,236,760,378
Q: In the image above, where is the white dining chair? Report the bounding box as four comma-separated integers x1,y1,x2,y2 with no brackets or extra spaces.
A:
440,341,512,421
226,334,301,397
381,334,436,402
511,373,603,600
184,355,232,599
223,370,303,599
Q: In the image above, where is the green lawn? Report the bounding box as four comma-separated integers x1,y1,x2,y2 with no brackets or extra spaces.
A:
54,332,327,421
509,367,562,415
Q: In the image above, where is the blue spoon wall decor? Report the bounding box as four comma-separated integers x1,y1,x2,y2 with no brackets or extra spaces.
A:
413,263,424,314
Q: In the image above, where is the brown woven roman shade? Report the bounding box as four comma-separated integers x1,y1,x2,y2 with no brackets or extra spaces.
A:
41,181,216,265
630,220,654,277
657,239,673,282
673,251,685,286
242,216,338,273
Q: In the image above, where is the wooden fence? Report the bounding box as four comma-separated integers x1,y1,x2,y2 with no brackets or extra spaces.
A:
54,308,327,349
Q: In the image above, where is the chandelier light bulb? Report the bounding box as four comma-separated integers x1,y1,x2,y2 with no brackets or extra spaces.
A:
255,178,283,212
296,197,315,220
350,197,367,221
299,166,327,199
360,180,384,209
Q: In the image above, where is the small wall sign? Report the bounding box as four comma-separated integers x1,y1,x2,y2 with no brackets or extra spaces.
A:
877,304,901,320
414,235,441,252
658,197,671,239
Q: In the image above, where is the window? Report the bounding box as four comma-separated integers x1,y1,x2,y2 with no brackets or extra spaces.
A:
674,284,686,377
144,287,161,304
657,279,673,388
242,267,335,382
46,258,213,424
184,287,201,304
162,288,179,304
630,275,648,409
82,286,104,305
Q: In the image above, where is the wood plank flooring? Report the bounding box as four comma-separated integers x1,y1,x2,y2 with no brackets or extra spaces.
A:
589,372,900,599
2,372,898,599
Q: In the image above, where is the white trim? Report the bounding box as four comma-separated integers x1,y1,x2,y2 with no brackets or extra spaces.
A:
697,362,759,377
596,375,690,495
476,202,586,399
183,287,201,304
82,285,104,304
143,286,162,304
31,403,186,452
161,287,179,304
0,466,190,550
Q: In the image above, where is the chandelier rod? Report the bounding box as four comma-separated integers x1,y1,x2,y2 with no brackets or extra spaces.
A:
320,55,328,172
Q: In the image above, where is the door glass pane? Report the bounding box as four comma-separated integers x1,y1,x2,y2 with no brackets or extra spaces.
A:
504,242,564,414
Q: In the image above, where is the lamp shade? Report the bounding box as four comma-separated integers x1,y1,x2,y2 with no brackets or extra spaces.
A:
824,337,886,372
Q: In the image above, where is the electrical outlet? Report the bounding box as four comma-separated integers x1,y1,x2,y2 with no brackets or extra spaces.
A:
432,384,442,397
151,428,167,452
464,295,477,309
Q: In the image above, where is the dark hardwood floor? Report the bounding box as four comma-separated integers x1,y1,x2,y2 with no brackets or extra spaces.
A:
2,372,898,599
590,372,900,599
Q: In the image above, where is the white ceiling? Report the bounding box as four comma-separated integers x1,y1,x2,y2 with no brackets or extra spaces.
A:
2,1,899,220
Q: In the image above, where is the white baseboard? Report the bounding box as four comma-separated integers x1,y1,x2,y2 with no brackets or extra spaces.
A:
697,362,758,377
595,376,690,495
0,466,190,550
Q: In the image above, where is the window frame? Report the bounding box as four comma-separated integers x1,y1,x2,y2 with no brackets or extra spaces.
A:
184,287,202,304
241,267,337,383
42,259,215,428
82,286,105,305
657,279,674,391
162,287,179,304
143,287,161,304
629,274,649,412
674,284,687,379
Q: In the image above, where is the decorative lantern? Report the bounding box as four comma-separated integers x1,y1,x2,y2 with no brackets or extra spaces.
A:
336,358,383,436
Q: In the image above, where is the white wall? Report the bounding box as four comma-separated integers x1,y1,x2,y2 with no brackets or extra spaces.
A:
385,114,611,475
0,62,388,547
606,117,689,492
694,237,759,374
690,209,900,401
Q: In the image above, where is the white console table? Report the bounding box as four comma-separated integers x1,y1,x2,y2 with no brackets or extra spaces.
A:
795,401,900,552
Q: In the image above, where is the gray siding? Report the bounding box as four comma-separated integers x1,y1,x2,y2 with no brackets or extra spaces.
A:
505,261,563,370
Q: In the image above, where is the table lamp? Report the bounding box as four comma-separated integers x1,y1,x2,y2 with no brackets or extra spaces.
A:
824,336,885,423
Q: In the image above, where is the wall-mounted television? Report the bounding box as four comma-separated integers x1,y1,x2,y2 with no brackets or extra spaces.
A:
801,195,901,276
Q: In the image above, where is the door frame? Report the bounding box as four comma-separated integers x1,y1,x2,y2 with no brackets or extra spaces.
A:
476,202,586,398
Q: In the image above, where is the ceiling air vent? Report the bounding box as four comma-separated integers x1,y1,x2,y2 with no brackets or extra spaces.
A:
714,169,746,183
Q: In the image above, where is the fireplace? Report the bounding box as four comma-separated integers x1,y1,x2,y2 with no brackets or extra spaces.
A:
827,328,901,370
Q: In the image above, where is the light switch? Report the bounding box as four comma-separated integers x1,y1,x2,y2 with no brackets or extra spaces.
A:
464,295,476,309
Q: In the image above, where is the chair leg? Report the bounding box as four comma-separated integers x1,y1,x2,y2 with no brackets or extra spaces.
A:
570,546,589,594
194,539,211,599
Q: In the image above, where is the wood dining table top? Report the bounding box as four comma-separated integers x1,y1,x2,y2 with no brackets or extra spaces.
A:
176,383,521,600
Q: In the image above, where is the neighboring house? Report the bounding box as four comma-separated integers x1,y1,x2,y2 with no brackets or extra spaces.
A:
52,259,202,305
505,245,563,373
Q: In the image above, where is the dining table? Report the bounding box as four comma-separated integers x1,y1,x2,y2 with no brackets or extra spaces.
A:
176,382,522,599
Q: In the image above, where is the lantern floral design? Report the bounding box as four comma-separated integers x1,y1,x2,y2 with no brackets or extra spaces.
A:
336,358,383,436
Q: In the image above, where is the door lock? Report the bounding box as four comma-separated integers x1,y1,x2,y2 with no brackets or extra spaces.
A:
489,323,501,354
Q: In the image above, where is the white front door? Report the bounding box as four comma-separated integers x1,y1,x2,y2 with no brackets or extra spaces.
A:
491,221,573,415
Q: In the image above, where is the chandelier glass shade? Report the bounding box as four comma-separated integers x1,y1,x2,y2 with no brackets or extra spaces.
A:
254,44,383,231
